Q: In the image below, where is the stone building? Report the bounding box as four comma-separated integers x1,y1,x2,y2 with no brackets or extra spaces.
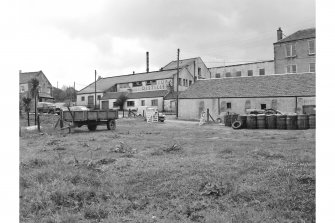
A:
274,27,315,74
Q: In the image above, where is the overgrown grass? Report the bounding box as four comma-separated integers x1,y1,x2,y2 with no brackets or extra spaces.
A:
20,118,315,222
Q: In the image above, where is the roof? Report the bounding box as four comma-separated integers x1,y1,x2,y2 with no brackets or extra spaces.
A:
127,90,169,99
275,28,315,44
39,92,54,99
209,60,274,69
101,90,169,100
179,73,315,99
164,91,180,100
78,69,177,94
162,57,200,70
20,71,42,84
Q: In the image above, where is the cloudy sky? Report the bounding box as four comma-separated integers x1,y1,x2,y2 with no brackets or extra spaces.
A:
6,0,315,90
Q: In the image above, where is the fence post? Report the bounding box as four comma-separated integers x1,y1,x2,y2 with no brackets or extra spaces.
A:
37,114,41,132
207,108,209,122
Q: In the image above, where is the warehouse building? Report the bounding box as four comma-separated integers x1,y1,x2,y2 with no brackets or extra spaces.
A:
178,73,315,120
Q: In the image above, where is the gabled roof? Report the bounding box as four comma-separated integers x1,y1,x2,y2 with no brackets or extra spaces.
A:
101,92,126,100
162,57,201,70
78,69,177,94
164,91,180,100
275,28,315,44
20,71,41,84
179,73,315,99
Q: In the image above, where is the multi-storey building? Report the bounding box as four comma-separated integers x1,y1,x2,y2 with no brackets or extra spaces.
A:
274,27,315,74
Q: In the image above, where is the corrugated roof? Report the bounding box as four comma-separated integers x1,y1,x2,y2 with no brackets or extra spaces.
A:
179,73,315,99
20,71,42,84
275,28,315,44
162,57,200,70
78,69,177,94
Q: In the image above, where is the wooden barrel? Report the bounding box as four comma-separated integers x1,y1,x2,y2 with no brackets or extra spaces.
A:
276,114,287,129
297,114,309,129
247,114,257,129
266,114,277,129
224,114,232,127
286,114,297,130
309,114,316,129
237,115,247,128
257,114,266,129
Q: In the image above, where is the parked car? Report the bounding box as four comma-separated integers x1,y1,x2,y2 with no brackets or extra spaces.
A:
60,106,90,112
54,102,68,115
37,102,56,114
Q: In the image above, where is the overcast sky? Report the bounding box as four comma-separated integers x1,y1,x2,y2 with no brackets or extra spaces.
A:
6,0,315,90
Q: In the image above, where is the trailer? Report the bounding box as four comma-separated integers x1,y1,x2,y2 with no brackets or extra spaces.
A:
60,109,118,132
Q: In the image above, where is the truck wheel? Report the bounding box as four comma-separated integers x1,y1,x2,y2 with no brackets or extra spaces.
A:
87,124,97,131
107,120,116,130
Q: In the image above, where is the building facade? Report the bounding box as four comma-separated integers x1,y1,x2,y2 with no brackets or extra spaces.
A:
19,70,54,102
209,60,274,78
178,73,315,120
274,28,315,74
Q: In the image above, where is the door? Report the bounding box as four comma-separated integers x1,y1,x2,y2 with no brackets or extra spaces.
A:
88,96,94,108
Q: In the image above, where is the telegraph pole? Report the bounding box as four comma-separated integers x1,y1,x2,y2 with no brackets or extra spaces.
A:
94,70,97,110
176,48,180,118
73,81,75,105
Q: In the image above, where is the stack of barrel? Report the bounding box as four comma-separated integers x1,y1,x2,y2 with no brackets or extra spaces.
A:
235,113,316,130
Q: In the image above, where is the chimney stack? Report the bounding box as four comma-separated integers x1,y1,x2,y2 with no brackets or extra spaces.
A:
133,71,135,74
146,51,149,73
277,27,283,41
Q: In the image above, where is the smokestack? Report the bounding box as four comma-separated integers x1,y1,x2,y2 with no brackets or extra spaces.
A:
146,51,149,73
277,27,283,41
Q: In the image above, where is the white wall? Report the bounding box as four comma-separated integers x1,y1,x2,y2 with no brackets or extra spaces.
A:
101,97,165,111
76,93,104,107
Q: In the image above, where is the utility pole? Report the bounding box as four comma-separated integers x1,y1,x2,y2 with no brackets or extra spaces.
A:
95,70,97,110
176,48,180,119
73,81,76,105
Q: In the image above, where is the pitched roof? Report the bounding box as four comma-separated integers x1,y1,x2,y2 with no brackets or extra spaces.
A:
101,92,126,100
162,57,200,70
127,90,169,99
179,73,315,99
164,91,180,100
20,71,42,84
78,69,177,94
39,92,54,99
275,28,315,44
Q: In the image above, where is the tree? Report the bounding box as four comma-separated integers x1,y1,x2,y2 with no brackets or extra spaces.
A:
114,94,128,110
22,97,32,126
30,78,39,125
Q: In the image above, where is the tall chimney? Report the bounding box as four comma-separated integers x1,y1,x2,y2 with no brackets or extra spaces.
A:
277,27,283,41
146,51,149,73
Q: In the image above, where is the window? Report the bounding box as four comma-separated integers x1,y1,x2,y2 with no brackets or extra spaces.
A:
189,80,192,86
146,80,156,86
215,73,220,78
248,70,253,76
259,69,265,76
261,104,267,109
126,101,134,107
133,81,142,87
183,79,186,86
178,78,182,86
81,96,85,101
226,72,231,77
151,99,158,106
198,68,202,78
227,102,231,109
236,71,242,77
119,83,130,88
285,43,296,57
97,95,101,100
141,100,145,106
309,63,315,72
308,39,315,55
113,102,118,108
185,79,188,87
287,65,297,73
20,86,25,92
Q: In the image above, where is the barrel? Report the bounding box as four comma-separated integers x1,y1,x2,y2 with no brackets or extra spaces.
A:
257,114,266,129
237,115,247,128
266,114,277,129
276,114,287,129
309,114,316,129
224,114,232,127
246,114,257,129
297,114,309,129
286,114,297,130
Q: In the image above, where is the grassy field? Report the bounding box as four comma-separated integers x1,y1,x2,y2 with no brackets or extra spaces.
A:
20,116,315,223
